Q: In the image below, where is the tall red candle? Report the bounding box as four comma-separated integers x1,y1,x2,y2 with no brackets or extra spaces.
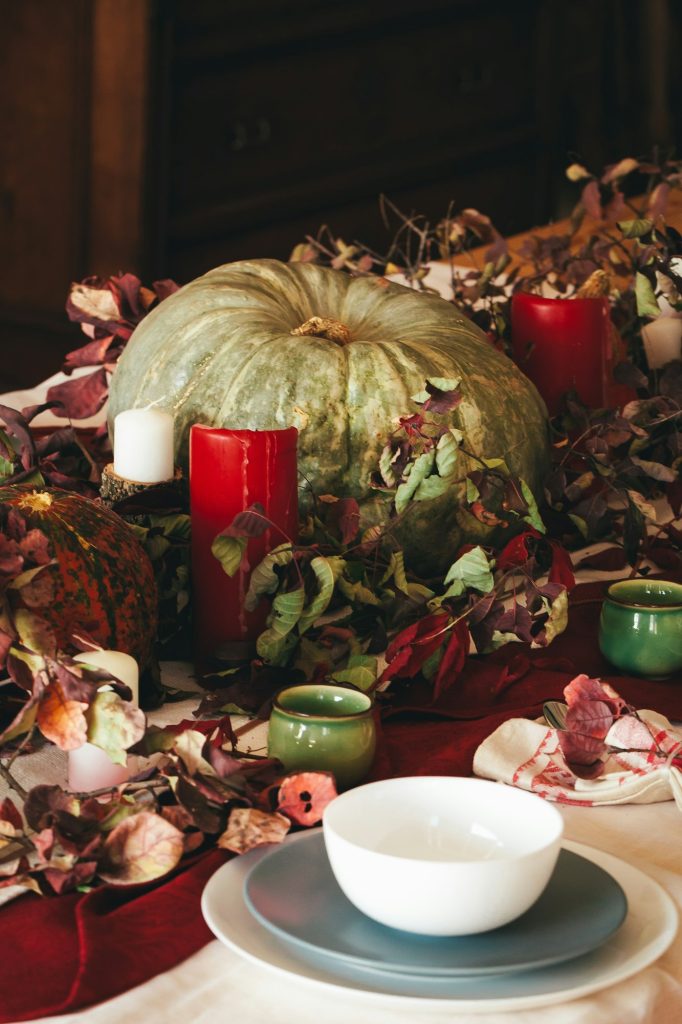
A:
511,292,610,416
190,425,298,667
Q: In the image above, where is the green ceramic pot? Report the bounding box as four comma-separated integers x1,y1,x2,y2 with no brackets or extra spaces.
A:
599,579,682,678
268,684,376,790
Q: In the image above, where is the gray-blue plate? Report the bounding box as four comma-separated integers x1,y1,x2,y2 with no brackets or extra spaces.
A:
243,831,627,977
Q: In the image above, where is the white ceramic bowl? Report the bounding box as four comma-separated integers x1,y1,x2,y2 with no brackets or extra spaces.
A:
322,776,564,936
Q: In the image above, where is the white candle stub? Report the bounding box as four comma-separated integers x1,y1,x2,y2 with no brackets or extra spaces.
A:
641,317,682,370
67,650,140,792
114,408,174,484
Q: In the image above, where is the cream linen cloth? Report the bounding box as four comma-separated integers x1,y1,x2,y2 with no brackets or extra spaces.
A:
473,711,682,808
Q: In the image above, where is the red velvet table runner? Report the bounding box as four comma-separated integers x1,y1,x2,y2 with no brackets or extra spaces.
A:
2,578,681,1022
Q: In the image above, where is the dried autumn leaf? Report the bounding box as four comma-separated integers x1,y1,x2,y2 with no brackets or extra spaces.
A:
68,282,120,323
218,807,290,854
86,690,146,766
100,811,184,884
277,772,338,826
46,367,109,420
36,683,88,751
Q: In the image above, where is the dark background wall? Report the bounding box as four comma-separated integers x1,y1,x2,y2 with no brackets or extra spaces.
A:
0,0,679,391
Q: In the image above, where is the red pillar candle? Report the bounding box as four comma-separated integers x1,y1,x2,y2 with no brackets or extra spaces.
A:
511,292,610,416
190,425,298,667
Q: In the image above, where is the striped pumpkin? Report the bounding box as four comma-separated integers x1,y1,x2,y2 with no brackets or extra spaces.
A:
0,486,157,667
109,260,549,568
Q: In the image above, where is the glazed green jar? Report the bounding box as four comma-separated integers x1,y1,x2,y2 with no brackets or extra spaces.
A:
599,579,682,678
268,684,376,790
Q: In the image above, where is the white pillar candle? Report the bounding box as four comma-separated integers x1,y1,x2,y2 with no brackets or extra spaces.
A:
67,650,140,792
113,408,174,483
641,317,682,370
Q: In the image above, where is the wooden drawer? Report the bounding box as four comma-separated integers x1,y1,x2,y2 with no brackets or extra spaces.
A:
165,1,537,228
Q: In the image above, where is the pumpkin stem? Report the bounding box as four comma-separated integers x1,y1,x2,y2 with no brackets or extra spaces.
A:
291,316,352,346
16,491,53,512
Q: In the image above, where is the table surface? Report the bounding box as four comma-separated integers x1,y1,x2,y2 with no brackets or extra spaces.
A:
4,199,682,1023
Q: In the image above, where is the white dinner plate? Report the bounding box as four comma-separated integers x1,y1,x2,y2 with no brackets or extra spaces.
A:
201,831,678,1014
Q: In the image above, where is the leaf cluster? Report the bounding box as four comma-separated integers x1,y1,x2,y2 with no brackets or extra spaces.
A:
212,381,574,704
556,674,680,781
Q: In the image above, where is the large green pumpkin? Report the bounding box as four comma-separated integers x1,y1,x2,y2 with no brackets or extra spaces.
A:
109,260,549,569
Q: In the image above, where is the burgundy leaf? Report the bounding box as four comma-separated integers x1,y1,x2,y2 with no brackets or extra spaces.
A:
46,368,109,420
43,861,97,895
495,602,535,643
548,541,575,591
0,534,23,576
380,611,449,683
558,729,606,778
0,797,23,831
420,380,462,414
564,674,628,716
18,529,51,566
226,503,269,538
492,652,531,697
63,334,118,372
565,699,614,741
496,529,540,570
433,618,469,700
153,279,180,302
581,180,603,219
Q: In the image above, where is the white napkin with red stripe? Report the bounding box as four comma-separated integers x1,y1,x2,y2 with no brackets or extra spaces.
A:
473,709,682,808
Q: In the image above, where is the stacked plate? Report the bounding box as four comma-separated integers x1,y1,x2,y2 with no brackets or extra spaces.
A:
201,830,678,1013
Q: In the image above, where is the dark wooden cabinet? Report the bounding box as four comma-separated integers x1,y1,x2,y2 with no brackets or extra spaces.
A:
0,0,672,391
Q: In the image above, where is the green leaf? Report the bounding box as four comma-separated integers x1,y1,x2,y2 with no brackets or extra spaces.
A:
435,428,463,478
394,451,436,513
427,375,461,393
269,587,305,637
0,454,14,480
486,630,523,652
332,655,377,692
617,218,653,239
626,489,658,522
520,480,546,534
465,477,480,503
567,513,588,539
482,457,510,472
542,589,569,645
629,456,677,483
145,534,171,561
211,534,246,577
379,550,410,594
256,629,298,665
14,609,57,657
149,513,191,540
428,578,465,610
635,272,661,319
413,475,452,502
443,546,494,593
87,690,146,766
421,645,444,681
298,556,339,633
337,576,381,606
7,564,53,591
244,544,294,611
379,445,397,487
406,582,435,602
